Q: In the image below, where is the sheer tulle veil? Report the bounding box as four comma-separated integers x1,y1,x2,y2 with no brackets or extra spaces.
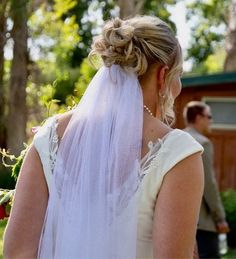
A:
38,65,143,258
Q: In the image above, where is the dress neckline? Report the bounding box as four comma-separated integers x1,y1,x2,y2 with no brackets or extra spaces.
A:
50,115,180,167
141,128,180,162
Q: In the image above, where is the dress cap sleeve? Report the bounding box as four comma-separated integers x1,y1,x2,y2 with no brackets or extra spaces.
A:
33,116,58,188
158,129,203,177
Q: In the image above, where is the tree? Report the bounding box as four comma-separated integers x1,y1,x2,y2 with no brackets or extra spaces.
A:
0,0,7,148
224,0,236,71
118,0,145,18
142,0,178,30
66,0,116,68
7,0,29,155
186,0,236,73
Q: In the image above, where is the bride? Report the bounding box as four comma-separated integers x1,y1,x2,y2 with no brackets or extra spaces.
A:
4,15,204,258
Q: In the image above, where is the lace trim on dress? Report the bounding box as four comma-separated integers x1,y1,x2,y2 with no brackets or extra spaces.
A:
140,129,177,178
47,120,175,182
140,139,163,177
48,116,59,173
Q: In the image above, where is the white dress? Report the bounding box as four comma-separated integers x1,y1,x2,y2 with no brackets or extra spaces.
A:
33,116,203,259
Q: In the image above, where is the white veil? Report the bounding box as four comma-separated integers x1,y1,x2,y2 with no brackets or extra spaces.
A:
38,65,143,259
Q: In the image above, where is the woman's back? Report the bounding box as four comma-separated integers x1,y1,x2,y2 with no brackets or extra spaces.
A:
33,112,203,258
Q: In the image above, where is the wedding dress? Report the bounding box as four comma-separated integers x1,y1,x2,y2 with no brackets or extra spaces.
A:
34,115,203,258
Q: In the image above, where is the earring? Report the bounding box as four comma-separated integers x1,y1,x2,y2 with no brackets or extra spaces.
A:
158,92,166,122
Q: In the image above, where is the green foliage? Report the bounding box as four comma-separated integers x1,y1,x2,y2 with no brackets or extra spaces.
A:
221,189,236,248
0,189,14,220
143,0,179,32
66,0,116,67
0,219,7,259
186,0,229,67
27,2,80,115
0,189,14,206
190,47,226,74
29,2,80,66
52,68,81,104
11,154,24,181
0,146,28,181
74,58,97,99
0,166,15,189
221,189,236,229
222,248,236,258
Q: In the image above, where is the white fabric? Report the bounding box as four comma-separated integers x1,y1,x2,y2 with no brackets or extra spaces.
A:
33,116,58,189
136,129,203,258
34,124,203,258
35,65,143,259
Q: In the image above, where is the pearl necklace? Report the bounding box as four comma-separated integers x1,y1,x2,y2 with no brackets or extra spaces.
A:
143,105,154,117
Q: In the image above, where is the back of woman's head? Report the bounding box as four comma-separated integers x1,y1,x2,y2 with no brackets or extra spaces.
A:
90,15,182,77
90,15,183,124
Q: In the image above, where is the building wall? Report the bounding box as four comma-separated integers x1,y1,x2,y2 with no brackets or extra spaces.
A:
175,82,236,191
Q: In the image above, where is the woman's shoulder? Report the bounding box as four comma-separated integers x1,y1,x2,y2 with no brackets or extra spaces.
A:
33,110,74,142
164,128,203,147
162,128,203,156
32,111,74,188
145,129,203,177
33,115,57,150
55,110,74,140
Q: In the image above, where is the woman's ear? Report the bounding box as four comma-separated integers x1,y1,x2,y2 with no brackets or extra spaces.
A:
156,65,169,92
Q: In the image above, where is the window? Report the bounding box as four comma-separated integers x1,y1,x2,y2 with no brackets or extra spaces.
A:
202,97,236,130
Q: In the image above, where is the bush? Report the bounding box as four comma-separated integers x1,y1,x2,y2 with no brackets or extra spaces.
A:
0,166,15,189
221,189,236,248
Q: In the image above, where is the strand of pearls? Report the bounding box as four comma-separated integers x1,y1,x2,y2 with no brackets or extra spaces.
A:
143,105,154,117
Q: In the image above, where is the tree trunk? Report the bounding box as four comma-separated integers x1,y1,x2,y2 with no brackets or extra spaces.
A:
118,0,145,19
28,0,47,13
224,0,236,72
7,0,28,155
0,1,7,148
118,0,134,18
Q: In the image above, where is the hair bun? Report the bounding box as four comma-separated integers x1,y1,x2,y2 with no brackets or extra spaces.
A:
103,18,134,48
113,17,122,28
90,17,147,75
90,16,180,77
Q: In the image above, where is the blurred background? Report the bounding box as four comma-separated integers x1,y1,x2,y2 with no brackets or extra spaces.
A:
0,0,236,256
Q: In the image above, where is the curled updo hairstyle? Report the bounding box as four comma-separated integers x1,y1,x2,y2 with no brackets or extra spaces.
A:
90,16,183,124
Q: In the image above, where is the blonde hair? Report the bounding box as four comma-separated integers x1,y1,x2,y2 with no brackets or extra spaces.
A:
89,16,183,124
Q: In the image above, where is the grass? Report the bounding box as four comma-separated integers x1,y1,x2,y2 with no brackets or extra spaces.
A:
0,219,236,258
0,220,7,259
223,248,236,259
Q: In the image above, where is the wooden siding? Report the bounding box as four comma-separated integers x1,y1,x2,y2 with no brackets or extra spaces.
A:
175,82,236,191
